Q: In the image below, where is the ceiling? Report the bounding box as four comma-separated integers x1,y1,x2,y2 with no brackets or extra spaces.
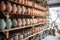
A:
46,0,60,4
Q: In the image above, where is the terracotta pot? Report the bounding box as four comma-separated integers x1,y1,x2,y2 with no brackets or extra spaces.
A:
22,6,26,14
22,19,26,26
6,2,12,13
12,19,17,28
0,1,6,11
17,5,22,14
26,19,30,25
30,19,33,24
22,0,25,4
17,0,21,3
17,19,22,27
18,33,23,40
12,4,17,14
28,8,31,15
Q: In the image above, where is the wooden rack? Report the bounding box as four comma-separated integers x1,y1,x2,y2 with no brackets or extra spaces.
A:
0,0,49,40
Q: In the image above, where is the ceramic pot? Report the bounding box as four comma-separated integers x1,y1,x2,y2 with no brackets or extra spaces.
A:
22,6,26,14
0,19,6,30
17,5,22,14
17,19,22,27
12,19,17,28
22,19,26,26
6,18,12,29
6,2,12,13
18,33,23,40
13,34,18,40
17,0,21,3
0,1,6,11
26,19,30,25
12,4,17,14
30,19,33,24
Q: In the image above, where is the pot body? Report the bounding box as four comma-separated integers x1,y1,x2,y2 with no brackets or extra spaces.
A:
12,19,17,28
12,4,17,14
17,5,22,14
17,19,22,27
0,19,6,30
6,2,12,13
6,18,12,29
22,19,26,26
0,1,6,11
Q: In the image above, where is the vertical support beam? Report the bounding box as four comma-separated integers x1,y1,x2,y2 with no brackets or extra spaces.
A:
4,31,9,39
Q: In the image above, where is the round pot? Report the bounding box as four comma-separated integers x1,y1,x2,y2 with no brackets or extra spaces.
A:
17,19,22,27
12,4,17,14
12,19,17,28
6,18,12,29
0,19,6,30
6,1,12,13
0,1,6,11
17,5,22,14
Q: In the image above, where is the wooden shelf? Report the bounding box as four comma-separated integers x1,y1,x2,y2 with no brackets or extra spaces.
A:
24,27,50,39
0,23,46,32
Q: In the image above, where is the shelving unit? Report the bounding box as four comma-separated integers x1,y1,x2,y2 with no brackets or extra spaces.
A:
0,0,49,40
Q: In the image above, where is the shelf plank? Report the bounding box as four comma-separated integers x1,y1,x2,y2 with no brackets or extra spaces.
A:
0,23,46,32
24,27,50,39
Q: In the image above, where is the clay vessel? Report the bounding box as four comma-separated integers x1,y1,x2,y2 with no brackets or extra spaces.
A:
0,1,6,11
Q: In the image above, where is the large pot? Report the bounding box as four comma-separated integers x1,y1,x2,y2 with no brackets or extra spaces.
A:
6,18,12,29
6,2,12,13
12,4,17,14
17,5,22,14
17,19,22,27
12,19,17,28
0,19,6,30
0,1,6,11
